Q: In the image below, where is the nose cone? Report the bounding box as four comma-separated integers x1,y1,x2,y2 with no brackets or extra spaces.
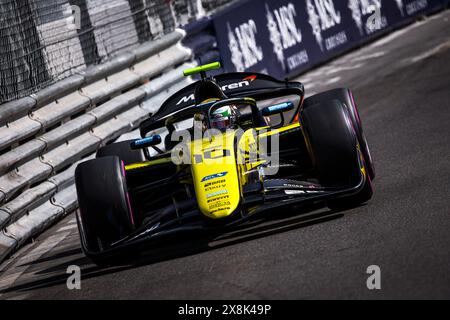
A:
190,132,241,219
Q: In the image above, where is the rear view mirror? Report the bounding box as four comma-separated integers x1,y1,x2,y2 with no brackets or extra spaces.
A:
262,101,294,117
130,135,162,150
183,62,222,79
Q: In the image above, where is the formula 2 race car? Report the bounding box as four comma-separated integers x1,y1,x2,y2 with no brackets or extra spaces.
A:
75,62,375,265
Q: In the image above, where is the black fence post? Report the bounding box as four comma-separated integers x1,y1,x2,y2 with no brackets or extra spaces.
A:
19,0,51,89
128,0,152,44
68,0,100,65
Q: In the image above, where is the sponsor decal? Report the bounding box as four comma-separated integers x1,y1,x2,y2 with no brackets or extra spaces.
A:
348,0,387,35
206,189,229,198
395,0,405,16
283,184,302,189
201,172,228,182
206,186,221,192
209,201,231,210
266,102,293,113
207,195,230,203
286,50,309,71
210,207,231,214
204,179,226,188
282,183,320,189
306,0,343,51
324,31,348,51
243,75,257,82
210,0,441,81
266,2,304,71
285,190,306,195
285,190,322,195
176,81,251,106
405,0,429,16
227,20,264,72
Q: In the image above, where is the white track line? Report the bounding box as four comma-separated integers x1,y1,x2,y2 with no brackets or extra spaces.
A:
324,76,341,85
409,39,450,63
351,52,386,63
324,64,364,75
57,224,77,232
5,293,30,300
371,19,429,48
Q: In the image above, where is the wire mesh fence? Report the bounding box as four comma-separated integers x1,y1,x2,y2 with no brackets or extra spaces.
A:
0,0,236,105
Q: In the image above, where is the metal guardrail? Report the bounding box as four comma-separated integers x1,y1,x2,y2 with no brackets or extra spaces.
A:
0,30,195,263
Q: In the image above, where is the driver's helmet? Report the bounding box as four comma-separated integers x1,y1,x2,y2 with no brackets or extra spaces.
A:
210,105,236,131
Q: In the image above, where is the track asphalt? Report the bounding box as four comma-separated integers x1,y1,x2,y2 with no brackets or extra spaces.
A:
0,9,449,300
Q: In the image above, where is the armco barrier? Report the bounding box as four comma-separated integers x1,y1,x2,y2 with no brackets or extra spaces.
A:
2,2,448,264
208,0,448,79
0,30,194,263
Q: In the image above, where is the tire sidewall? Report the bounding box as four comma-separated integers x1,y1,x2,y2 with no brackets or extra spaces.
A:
303,88,375,180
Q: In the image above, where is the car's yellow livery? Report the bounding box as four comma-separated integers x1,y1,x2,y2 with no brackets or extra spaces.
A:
74,62,374,264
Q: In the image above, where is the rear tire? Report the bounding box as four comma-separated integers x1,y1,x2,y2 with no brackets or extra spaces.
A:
97,140,146,165
75,156,135,262
304,88,375,180
301,100,373,209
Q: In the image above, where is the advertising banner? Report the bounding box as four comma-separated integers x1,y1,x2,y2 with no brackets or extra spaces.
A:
212,0,446,79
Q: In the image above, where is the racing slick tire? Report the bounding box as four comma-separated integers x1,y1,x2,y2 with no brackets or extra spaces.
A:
303,88,375,180
301,100,373,210
96,140,146,165
75,156,135,264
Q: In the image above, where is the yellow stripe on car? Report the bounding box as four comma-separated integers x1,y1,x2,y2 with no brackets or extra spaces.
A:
125,158,172,171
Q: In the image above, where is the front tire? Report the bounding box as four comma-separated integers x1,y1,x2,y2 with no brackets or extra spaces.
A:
301,100,373,209
304,88,375,180
75,156,135,263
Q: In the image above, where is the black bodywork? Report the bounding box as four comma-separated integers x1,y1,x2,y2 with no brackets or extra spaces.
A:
77,72,370,260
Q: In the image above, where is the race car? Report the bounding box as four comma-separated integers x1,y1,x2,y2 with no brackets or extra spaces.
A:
75,62,375,265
